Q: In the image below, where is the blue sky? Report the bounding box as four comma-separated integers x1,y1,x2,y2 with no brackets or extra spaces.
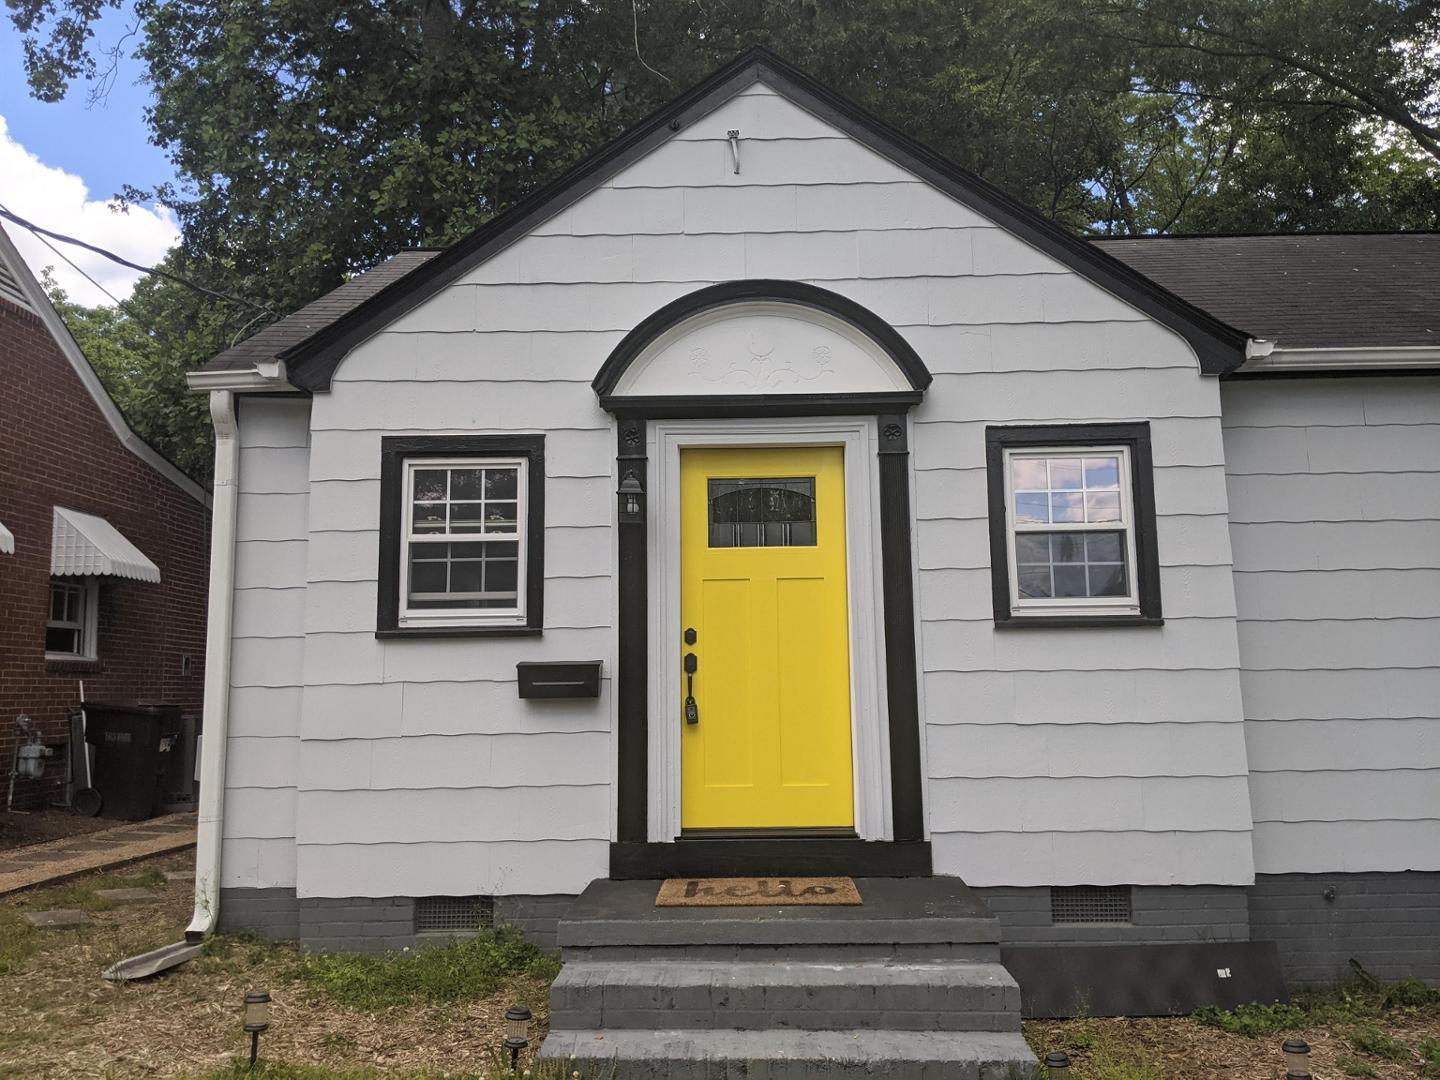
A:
0,6,181,304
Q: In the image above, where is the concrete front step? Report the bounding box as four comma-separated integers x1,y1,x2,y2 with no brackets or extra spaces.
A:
539,1027,1040,1079
558,877,1003,963
550,959,1022,1032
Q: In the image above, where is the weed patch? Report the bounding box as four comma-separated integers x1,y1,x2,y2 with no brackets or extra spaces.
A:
1192,1001,1306,1036
1347,1023,1412,1061
1420,1036,1440,1078
292,928,557,1009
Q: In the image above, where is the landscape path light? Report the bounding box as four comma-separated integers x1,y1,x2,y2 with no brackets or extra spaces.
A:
242,990,271,1070
504,1004,533,1072
1044,1050,1071,1076
1283,1038,1312,1078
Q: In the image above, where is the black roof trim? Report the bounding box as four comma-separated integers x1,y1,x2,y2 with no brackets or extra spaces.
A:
280,47,1250,390
593,279,933,399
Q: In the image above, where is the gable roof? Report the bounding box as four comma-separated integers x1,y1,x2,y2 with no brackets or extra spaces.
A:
203,250,440,373
199,47,1250,389
0,223,209,506
1095,233,1439,350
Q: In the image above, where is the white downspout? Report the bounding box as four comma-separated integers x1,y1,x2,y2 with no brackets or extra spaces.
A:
186,389,239,942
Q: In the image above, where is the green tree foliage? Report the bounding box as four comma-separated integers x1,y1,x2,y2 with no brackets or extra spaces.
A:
44,262,229,484
8,0,1439,472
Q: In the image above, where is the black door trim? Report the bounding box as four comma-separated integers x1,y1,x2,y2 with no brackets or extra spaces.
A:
609,410,927,871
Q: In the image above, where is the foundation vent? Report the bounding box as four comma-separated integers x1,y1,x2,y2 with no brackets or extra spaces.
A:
414,895,495,934
1050,885,1132,924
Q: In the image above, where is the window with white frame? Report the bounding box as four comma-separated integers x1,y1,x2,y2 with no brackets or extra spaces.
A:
404,458,525,620
986,424,1162,625
378,435,544,635
46,578,97,658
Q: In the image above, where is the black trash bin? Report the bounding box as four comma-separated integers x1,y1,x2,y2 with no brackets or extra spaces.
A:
82,704,184,821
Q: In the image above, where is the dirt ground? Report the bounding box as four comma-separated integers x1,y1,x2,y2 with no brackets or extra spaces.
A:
1,854,1436,1079
0,853,552,1079
1026,1013,1440,1078
0,807,110,851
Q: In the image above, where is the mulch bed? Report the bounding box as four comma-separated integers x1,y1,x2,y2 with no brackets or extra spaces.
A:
0,808,111,852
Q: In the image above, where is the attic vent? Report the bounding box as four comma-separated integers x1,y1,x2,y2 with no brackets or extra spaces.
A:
414,895,495,934
1050,885,1132,924
0,259,34,313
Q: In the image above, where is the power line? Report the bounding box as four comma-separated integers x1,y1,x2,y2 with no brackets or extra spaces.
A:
0,203,275,315
27,221,125,308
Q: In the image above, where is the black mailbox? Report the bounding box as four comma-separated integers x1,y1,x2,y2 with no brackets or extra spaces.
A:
516,661,603,699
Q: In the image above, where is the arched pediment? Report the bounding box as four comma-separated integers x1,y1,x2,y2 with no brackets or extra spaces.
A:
594,281,931,411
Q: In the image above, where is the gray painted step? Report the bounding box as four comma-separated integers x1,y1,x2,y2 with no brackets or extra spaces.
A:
551,959,1022,1032
560,878,1001,950
539,1027,1040,1079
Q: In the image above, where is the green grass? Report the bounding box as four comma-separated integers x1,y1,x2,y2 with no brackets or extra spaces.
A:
0,907,42,975
291,927,560,1009
187,1056,614,1079
17,866,167,913
195,929,289,974
1347,1023,1412,1062
1335,1055,1380,1077
1419,1036,1440,1078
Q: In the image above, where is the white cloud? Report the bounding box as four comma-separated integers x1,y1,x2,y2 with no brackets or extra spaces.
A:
0,113,179,307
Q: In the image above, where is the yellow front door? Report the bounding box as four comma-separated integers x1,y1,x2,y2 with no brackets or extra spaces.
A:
679,446,854,830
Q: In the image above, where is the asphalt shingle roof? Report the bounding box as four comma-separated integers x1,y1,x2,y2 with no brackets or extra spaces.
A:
203,233,1438,374
202,250,440,372
1093,233,1439,350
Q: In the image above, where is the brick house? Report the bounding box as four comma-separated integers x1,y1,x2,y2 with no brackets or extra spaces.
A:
0,223,211,809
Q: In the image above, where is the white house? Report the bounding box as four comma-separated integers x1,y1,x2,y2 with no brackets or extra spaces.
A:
186,48,1438,1036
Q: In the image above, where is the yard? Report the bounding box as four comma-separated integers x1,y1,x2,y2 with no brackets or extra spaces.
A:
1,853,1437,1079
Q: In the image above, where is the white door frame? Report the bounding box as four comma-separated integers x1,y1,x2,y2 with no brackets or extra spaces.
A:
645,416,894,842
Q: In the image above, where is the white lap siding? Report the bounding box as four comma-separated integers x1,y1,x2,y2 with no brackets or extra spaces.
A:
223,398,310,889
1223,378,1440,874
290,82,1253,897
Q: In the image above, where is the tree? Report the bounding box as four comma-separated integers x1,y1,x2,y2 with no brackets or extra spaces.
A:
8,0,1438,475
45,261,230,483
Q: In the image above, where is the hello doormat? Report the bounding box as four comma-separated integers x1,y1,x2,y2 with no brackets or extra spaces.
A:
655,876,862,907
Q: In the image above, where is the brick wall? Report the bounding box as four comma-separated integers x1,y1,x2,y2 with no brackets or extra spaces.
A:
975,886,1251,946
0,295,210,807
1250,872,1440,985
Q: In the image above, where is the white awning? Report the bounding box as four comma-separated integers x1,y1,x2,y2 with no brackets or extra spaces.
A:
0,522,12,555
51,507,161,583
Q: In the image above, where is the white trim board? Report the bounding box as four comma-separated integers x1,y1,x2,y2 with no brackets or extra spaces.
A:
644,416,894,843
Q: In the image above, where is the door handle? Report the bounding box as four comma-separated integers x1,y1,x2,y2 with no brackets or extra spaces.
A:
683,651,699,725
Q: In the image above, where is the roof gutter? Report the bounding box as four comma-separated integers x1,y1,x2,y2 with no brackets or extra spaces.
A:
186,358,298,393
1238,342,1440,374
187,389,240,942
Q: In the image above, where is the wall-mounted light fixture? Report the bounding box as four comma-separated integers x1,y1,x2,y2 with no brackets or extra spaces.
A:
618,469,645,524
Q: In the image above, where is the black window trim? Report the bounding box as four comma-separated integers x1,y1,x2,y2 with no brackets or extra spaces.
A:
985,423,1163,629
377,434,545,638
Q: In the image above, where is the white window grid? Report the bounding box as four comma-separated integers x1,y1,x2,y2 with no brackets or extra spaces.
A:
399,457,528,628
46,578,97,658
1002,445,1140,617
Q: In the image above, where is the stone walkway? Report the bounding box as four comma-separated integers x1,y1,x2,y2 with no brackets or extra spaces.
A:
0,812,196,895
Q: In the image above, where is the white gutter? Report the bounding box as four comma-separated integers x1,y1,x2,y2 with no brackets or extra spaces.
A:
186,389,240,942
186,358,295,393
1239,341,1440,373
